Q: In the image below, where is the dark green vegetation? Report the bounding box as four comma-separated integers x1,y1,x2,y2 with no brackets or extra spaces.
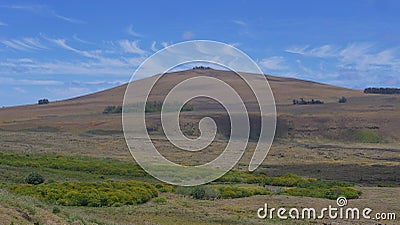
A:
0,152,361,204
10,180,158,207
37,99,49,105
102,105,122,114
103,102,194,114
338,96,347,103
25,172,45,185
356,129,382,143
283,186,361,200
364,87,400,94
292,98,324,105
174,185,272,200
217,172,360,199
0,152,148,178
145,101,194,113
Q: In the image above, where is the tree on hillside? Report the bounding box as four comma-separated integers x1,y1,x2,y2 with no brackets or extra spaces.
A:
338,96,347,103
38,99,49,105
26,172,45,185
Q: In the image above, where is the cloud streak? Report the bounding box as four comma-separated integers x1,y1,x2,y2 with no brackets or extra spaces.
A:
126,25,143,37
286,43,400,72
118,40,146,55
182,31,195,40
259,56,287,70
151,41,158,52
0,37,47,51
0,4,84,24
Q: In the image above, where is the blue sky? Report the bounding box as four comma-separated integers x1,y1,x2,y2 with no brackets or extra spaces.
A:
1,0,400,106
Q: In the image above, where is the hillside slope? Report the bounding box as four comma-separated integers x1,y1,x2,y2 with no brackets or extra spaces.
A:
0,69,399,142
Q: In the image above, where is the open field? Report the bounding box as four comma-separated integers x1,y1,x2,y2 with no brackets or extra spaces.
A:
0,69,399,224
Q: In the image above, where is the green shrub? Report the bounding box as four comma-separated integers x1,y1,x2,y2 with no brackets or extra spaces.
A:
217,186,271,199
174,186,194,196
152,197,167,204
145,101,194,113
356,129,381,143
52,206,61,214
155,183,175,193
191,186,207,199
103,106,122,114
174,186,220,200
25,172,45,185
175,185,269,199
10,180,158,207
204,187,221,200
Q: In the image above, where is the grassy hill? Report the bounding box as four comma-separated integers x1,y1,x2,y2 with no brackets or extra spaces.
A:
1,69,399,143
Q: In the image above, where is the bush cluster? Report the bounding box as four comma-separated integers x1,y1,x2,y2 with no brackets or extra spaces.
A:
175,186,221,200
217,186,271,199
292,98,324,105
217,172,360,199
284,186,362,199
0,153,148,178
25,172,45,185
10,180,158,207
145,101,194,113
174,185,271,199
103,106,122,114
38,99,49,105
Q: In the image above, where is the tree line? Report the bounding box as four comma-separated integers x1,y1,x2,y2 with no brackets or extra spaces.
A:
192,66,211,70
292,97,347,105
364,87,400,94
292,98,324,105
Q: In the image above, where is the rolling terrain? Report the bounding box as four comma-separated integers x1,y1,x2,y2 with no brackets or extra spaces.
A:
0,69,399,224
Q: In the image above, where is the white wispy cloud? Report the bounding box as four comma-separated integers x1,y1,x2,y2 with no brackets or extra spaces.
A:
126,25,143,37
259,56,287,70
0,59,132,76
182,31,195,40
233,20,246,26
286,42,400,72
338,43,374,63
73,34,95,45
151,41,158,52
13,87,27,93
0,37,47,51
118,40,146,55
161,42,170,48
49,38,98,58
286,45,337,58
0,4,84,24
69,80,125,86
46,87,91,99
0,36,145,76
52,12,84,24
0,21,7,26
281,42,400,88
0,77,63,85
